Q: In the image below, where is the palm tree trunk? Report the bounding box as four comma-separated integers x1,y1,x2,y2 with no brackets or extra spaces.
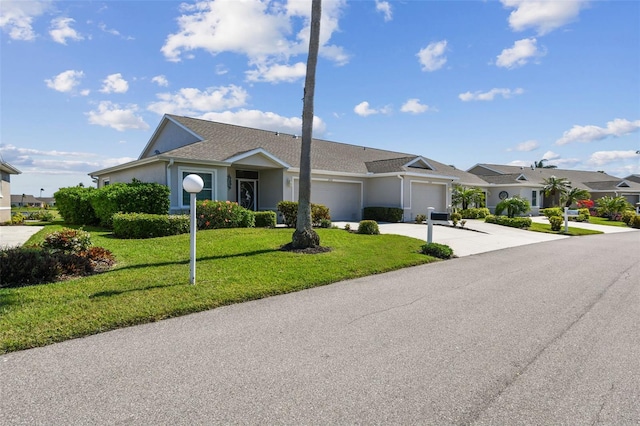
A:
292,0,321,249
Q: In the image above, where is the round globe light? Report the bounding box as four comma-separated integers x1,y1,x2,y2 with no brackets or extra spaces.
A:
183,174,204,193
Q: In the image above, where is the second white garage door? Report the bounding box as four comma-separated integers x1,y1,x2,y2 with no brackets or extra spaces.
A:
294,180,362,221
410,182,446,218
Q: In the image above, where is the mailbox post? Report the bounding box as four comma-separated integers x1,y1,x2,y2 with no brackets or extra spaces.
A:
427,207,435,243
183,174,204,285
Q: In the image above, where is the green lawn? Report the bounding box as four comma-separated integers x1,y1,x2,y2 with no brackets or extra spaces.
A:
586,216,630,228
1,225,436,353
527,222,602,236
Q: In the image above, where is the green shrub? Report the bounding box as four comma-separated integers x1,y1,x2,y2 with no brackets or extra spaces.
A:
363,207,403,223
10,212,25,225
541,207,563,218
357,220,380,235
197,200,255,230
30,210,55,222
112,213,190,239
41,228,92,253
91,180,170,228
255,211,277,228
485,215,532,229
548,215,563,231
631,215,640,229
276,201,331,228
319,218,332,228
420,242,454,259
414,214,426,223
459,208,490,219
54,186,99,225
495,196,530,218
621,210,636,226
451,212,462,226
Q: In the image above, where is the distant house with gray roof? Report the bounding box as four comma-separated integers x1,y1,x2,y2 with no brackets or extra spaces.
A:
89,114,487,222
1,160,21,222
468,163,640,215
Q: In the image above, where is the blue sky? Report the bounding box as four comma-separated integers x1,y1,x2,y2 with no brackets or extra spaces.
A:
1,0,639,198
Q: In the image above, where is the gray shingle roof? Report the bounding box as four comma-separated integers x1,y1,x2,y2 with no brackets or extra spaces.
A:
162,115,486,184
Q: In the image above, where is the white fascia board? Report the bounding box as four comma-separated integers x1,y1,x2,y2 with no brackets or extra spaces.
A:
404,156,435,170
287,168,365,178
225,148,291,168
0,162,21,174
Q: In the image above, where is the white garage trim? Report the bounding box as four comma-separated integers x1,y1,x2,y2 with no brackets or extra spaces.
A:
408,180,448,210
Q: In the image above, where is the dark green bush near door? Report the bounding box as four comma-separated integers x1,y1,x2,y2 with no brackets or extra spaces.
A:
255,211,277,228
363,207,403,223
54,186,99,225
112,213,190,239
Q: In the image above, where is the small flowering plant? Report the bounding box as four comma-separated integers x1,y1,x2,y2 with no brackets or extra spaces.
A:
196,200,255,229
577,199,594,209
41,228,92,253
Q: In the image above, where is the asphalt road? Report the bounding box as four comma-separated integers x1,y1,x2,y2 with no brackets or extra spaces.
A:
2,232,639,425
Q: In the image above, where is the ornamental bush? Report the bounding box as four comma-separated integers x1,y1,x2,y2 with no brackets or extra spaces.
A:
451,212,462,226
255,211,277,228
357,220,380,235
548,215,563,231
621,210,636,226
420,242,454,259
631,215,640,229
197,200,255,230
41,228,92,253
10,212,25,225
541,207,563,218
54,186,99,225
112,213,190,239
91,180,170,228
414,214,426,223
363,207,403,223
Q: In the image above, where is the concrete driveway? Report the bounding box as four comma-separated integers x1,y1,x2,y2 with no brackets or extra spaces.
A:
0,225,44,248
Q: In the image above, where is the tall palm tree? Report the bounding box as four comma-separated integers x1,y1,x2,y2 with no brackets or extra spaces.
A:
292,0,321,249
542,176,571,207
562,187,591,207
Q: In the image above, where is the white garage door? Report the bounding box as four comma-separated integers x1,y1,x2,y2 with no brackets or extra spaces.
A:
294,180,362,221
411,182,446,217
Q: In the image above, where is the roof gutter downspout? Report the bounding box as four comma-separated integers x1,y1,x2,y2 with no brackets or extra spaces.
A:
398,175,405,222
167,158,175,211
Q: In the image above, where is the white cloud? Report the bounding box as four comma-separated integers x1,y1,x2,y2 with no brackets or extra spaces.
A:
49,16,84,44
354,101,391,117
541,150,560,160
45,70,85,93
199,109,326,136
100,73,129,94
375,0,392,22
501,0,588,35
400,99,433,114
588,150,638,166
86,101,150,131
0,0,52,41
556,118,640,145
459,87,524,102
496,38,544,69
509,140,539,152
417,40,448,72
161,0,349,79
151,75,169,87
147,85,249,116
245,62,306,83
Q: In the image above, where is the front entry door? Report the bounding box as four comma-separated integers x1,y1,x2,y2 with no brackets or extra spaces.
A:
238,179,258,210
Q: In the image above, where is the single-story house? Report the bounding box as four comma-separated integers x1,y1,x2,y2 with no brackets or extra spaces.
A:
10,194,46,208
468,164,640,215
90,114,488,222
1,161,21,222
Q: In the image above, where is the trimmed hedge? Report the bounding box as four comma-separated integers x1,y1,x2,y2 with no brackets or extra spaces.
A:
541,207,563,218
459,208,490,219
91,181,170,228
485,214,532,229
255,211,277,228
112,213,190,239
363,207,403,223
277,201,331,228
357,220,380,235
54,186,99,225
549,215,563,231
420,242,454,259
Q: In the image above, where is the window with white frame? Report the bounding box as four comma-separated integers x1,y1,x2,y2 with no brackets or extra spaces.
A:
181,170,215,206
532,190,537,206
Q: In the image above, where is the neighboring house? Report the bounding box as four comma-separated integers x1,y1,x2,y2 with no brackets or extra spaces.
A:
468,164,640,215
90,114,487,222
1,161,21,222
10,194,45,208
624,174,640,185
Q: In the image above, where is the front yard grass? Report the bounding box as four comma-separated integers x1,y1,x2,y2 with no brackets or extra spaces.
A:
1,226,436,354
527,222,602,236
587,216,630,228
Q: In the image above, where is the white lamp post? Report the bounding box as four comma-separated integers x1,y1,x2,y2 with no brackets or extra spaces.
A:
183,174,204,285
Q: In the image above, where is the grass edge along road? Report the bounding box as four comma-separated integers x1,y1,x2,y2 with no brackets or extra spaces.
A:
1,226,435,354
